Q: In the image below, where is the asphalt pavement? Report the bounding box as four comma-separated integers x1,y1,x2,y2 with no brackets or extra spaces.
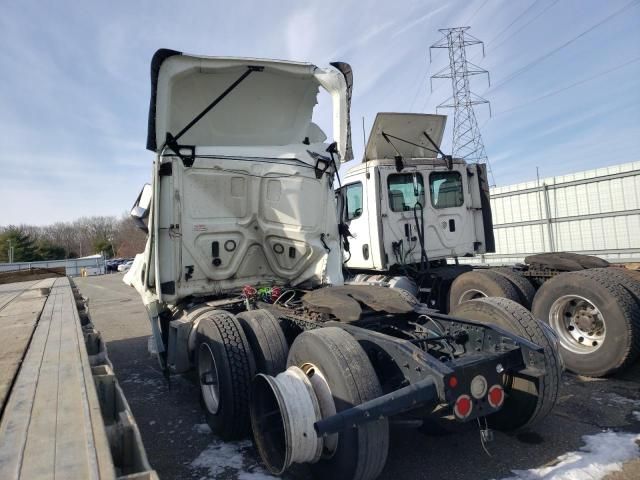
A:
75,273,640,480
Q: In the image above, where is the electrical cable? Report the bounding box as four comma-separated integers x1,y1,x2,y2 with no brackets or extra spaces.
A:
484,0,540,48
487,0,560,52
464,0,490,25
487,0,640,92
413,201,428,271
493,56,640,116
207,167,299,179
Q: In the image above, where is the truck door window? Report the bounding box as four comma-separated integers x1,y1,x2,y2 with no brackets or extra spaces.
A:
345,182,363,220
429,171,464,209
387,173,425,212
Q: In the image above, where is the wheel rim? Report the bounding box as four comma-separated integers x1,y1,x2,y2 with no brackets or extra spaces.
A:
199,343,221,414
459,289,487,303
300,363,338,458
549,294,605,354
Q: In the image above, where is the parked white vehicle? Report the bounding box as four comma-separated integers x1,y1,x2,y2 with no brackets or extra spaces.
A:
117,260,134,272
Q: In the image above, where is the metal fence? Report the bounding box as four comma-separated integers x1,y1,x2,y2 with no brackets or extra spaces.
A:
0,256,106,276
465,161,640,265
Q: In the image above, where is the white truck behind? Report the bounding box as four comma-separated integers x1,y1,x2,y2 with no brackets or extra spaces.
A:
339,112,640,378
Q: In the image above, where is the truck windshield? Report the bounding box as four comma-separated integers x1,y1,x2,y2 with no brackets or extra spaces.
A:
429,171,464,209
387,173,425,212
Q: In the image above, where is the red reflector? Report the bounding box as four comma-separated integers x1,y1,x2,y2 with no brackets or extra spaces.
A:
454,394,472,419
488,385,504,408
448,376,458,389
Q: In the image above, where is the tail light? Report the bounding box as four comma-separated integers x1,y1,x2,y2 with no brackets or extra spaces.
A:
488,385,504,408
454,394,473,419
470,375,488,399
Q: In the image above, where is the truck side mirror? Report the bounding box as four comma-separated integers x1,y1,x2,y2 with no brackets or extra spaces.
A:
130,183,152,233
412,172,420,197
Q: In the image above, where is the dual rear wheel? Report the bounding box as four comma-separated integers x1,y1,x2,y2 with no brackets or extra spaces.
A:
449,268,535,309
195,311,388,480
532,268,640,377
450,266,640,377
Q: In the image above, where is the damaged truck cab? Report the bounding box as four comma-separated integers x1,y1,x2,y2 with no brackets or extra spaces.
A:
126,49,562,480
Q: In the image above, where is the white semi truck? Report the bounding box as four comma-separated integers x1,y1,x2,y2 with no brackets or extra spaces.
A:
126,49,562,480
338,112,640,378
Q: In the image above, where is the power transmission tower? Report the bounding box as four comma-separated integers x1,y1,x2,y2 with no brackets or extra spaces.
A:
430,27,493,182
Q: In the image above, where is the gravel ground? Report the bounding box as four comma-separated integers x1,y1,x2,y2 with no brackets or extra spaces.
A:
75,273,640,480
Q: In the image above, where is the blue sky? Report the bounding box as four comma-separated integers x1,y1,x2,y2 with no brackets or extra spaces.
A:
1,0,638,225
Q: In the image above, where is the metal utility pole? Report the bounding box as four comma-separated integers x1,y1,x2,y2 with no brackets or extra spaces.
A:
7,240,14,263
430,27,492,174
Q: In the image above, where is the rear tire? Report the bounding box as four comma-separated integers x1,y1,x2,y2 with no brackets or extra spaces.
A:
237,309,288,376
449,270,520,309
532,270,640,377
196,311,256,440
585,267,640,304
287,327,389,480
494,268,536,309
451,298,562,430
524,252,609,271
395,288,419,306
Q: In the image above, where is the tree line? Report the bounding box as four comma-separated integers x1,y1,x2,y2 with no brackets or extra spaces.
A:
0,214,147,263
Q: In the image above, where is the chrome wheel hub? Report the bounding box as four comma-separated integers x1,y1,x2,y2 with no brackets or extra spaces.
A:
549,295,605,354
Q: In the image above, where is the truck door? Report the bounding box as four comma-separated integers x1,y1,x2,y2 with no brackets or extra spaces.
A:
340,180,377,269
380,164,479,264
426,168,473,256
382,169,428,267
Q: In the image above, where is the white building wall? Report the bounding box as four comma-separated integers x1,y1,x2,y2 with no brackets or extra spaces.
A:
465,161,640,265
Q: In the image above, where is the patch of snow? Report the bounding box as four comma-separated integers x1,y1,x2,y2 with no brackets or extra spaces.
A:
238,472,279,480
502,431,640,480
633,411,640,422
190,439,277,479
121,372,164,388
593,392,640,408
194,423,212,434
147,335,158,354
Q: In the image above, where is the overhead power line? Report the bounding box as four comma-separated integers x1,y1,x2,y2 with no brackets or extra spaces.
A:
409,1,486,112
494,56,640,116
488,0,640,92
488,0,560,51
485,0,540,48
464,0,490,25
416,0,559,113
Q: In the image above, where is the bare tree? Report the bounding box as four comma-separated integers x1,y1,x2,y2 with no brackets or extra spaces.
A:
1,214,147,260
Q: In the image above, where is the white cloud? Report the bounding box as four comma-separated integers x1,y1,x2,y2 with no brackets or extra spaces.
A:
390,4,449,39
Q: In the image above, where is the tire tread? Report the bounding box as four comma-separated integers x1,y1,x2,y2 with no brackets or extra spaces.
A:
237,309,288,375
572,269,640,373
199,311,255,439
449,270,520,308
479,297,561,428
